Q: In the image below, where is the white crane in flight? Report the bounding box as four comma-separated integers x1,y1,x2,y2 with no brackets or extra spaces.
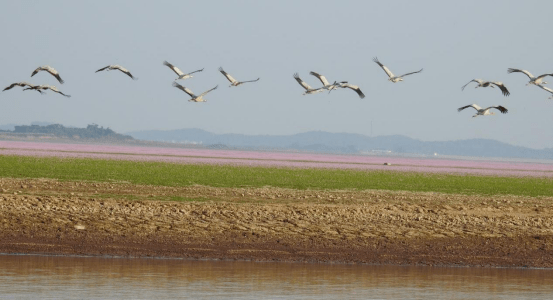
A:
31,65,64,84
373,57,423,83
457,104,508,117
163,61,203,81
461,79,510,96
96,65,138,80
172,82,218,102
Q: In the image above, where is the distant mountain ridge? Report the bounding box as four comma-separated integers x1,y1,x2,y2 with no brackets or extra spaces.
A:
127,128,553,160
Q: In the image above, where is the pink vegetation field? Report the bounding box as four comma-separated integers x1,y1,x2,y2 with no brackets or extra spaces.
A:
1,141,553,177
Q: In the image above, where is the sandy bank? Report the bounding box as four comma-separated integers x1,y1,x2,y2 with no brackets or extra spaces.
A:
1,178,552,267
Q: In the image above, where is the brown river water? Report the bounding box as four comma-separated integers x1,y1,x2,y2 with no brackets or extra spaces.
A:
0,255,552,299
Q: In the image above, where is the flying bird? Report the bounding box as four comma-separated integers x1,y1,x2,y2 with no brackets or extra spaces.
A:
309,71,345,91
96,65,138,80
3,82,45,94
163,61,204,81
457,104,508,117
536,84,553,99
219,67,259,87
31,66,64,84
293,73,324,95
332,82,366,99
23,84,71,97
507,68,553,86
373,57,423,83
461,79,510,96
172,82,217,102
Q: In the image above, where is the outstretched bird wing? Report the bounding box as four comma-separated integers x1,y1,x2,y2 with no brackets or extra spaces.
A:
486,106,508,114
461,79,482,91
30,67,41,77
163,61,184,76
219,67,238,84
535,73,553,80
114,66,138,80
373,57,395,78
458,104,482,112
240,78,260,84
3,82,23,91
537,84,553,94
46,66,64,84
186,68,204,76
293,73,312,90
507,68,534,79
339,83,365,99
48,86,71,98
490,82,510,96
199,85,219,97
398,68,423,78
31,66,64,84
95,65,111,73
172,82,196,97
309,71,330,86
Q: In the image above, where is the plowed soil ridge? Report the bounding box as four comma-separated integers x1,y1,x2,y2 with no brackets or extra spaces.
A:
1,178,552,267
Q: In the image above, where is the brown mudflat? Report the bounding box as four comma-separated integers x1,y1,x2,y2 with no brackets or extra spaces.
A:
1,178,552,268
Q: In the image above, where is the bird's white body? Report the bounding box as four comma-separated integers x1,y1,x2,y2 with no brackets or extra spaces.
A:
457,104,508,118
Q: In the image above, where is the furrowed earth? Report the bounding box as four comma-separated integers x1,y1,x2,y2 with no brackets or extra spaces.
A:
1,177,552,268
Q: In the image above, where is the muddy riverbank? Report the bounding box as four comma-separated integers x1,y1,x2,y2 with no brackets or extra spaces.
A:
1,178,552,267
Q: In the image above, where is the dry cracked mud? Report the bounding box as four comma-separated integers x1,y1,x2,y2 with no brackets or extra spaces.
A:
1,178,552,268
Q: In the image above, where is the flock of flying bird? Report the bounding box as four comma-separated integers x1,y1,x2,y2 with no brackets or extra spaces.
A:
3,59,553,117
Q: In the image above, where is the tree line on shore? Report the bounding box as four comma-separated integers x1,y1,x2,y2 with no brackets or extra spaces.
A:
0,124,133,140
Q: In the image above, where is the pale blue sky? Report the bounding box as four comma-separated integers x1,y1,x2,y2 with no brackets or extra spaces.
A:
1,1,552,148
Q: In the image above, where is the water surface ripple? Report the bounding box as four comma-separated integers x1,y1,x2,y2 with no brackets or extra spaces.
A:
1,255,552,299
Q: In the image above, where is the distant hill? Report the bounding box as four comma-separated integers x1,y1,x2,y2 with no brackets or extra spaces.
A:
1,124,133,141
127,128,553,160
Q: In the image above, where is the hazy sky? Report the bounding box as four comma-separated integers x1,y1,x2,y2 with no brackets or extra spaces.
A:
2,1,553,149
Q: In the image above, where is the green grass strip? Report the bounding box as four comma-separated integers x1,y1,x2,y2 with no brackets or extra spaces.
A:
1,155,552,197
